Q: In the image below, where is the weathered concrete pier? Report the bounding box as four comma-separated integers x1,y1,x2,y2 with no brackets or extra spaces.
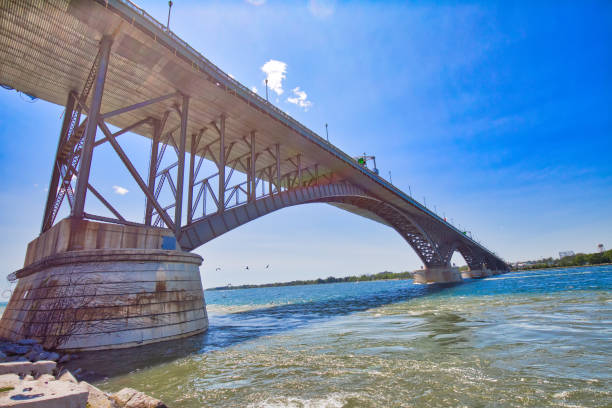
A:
0,219,207,350
0,0,508,349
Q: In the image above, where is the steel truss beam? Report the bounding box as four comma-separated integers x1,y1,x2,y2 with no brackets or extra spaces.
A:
36,36,505,270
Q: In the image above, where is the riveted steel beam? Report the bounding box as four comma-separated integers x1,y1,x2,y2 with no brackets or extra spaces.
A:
72,35,112,219
174,94,189,234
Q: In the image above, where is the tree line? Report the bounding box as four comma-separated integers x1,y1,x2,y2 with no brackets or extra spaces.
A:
207,270,414,291
520,249,612,270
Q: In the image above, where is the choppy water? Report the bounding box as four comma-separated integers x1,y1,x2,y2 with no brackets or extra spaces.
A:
9,266,612,407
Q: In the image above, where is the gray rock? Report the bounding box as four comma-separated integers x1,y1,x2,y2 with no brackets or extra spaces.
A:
17,338,39,345
0,360,56,376
126,392,167,408
34,351,50,361
38,373,56,383
47,352,61,362
81,381,115,408
4,355,29,362
58,354,71,364
24,349,39,362
57,368,78,384
110,388,138,406
0,373,20,389
110,387,168,408
2,344,31,355
71,367,82,379
0,375,88,407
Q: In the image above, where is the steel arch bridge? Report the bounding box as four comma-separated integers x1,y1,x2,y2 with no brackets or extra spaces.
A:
0,0,508,275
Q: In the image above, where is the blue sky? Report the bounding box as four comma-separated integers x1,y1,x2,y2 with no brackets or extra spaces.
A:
0,0,610,293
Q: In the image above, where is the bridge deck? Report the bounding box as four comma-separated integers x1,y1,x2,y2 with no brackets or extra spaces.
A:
0,0,503,263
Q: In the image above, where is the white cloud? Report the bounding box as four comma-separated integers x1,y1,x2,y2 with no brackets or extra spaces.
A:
246,0,265,5
261,60,287,96
251,86,258,93
308,0,335,18
112,185,129,195
287,87,313,111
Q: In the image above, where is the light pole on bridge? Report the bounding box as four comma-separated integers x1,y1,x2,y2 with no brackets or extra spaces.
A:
166,1,173,32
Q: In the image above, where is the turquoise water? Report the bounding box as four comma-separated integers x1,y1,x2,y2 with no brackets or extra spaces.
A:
9,266,612,406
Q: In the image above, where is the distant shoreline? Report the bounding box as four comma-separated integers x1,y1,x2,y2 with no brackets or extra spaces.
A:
206,271,414,291
517,262,611,272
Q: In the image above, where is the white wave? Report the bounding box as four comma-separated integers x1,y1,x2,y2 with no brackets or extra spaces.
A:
248,392,354,408
206,302,292,315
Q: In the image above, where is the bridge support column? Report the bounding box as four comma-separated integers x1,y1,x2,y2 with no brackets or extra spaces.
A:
413,266,462,284
0,218,208,351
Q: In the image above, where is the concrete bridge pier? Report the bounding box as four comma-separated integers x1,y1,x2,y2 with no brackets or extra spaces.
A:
413,266,462,284
0,218,208,351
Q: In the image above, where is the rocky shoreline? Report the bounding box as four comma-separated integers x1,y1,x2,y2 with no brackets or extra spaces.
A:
0,338,168,407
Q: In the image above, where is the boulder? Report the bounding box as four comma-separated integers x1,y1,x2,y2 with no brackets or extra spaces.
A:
0,373,20,389
81,381,116,408
110,388,139,406
0,361,56,376
24,350,39,362
0,378,88,407
17,339,39,345
5,356,29,363
108,388,167,408
38,374,56,383
47,352,61,362
58,354,71,364
34,351,50,362
57,369,78,384
125,391,167,408
2,344,30,356
32,361,57,376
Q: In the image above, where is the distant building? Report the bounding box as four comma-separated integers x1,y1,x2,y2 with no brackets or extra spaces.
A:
559,250,575,258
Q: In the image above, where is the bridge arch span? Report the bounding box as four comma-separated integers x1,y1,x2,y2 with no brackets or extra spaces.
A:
179,182,444,266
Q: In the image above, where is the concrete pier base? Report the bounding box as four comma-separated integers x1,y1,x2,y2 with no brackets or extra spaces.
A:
0,218,208,351
463,269,484,279
413,266,462,284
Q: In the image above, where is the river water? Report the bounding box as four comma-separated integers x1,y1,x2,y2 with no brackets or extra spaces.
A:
6,266,612,407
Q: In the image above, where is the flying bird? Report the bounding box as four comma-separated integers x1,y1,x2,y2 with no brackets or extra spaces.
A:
215,267,221,271
265,264,270,269
245,266,249,270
